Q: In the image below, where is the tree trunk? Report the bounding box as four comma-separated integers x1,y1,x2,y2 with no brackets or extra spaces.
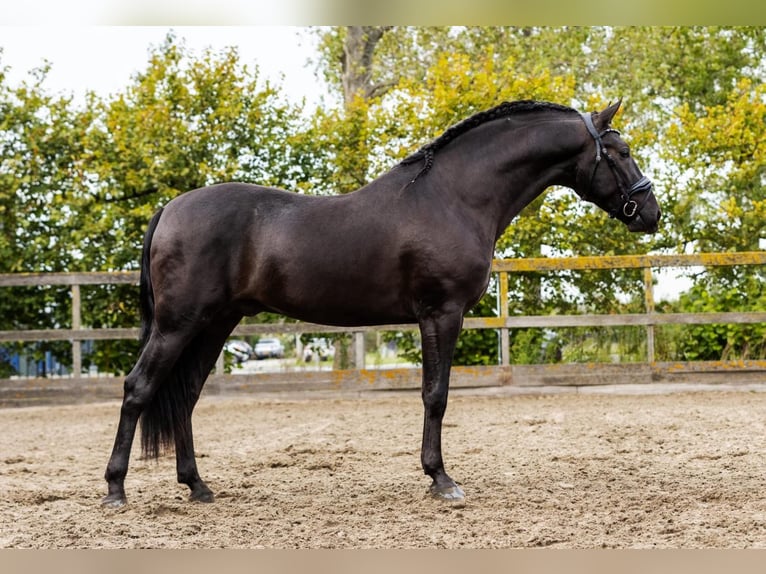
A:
340,26,392,106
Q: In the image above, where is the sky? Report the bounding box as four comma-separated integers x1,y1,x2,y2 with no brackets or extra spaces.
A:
0,26,326,108
1,1,316,26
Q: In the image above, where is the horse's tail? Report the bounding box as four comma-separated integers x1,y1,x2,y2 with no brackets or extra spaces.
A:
137,207,210,460
138,207,163,350
135,207,181,460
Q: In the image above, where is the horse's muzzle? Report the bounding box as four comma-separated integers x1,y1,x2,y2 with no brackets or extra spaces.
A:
627,208,661,234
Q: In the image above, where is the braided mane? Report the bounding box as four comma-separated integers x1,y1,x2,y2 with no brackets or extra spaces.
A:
400,100,576,183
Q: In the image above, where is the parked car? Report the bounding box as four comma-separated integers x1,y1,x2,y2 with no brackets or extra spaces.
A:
224,340,253,364
303,338,335,362
254,337,285,359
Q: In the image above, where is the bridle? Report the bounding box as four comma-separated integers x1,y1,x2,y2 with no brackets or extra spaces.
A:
579,111,654,221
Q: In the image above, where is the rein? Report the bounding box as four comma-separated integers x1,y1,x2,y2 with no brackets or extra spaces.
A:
579,112,654,220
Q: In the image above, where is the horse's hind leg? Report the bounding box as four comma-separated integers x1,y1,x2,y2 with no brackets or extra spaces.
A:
173,312,242,502
102,330,190,508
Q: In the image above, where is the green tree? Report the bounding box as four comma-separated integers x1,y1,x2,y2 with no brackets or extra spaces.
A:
1,34,304,375
655,78,766,360
79,33,302,271
0,59,93,373
0,62,91,275
663,79,766,255
79,35,303,373
671,281,766,361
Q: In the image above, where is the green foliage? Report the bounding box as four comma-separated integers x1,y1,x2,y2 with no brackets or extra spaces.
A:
657,74,766,360
453,294,500,366
667,275,766,361
383,291,501,367
0,33,304,374
0,65,88,274
663,79,766,253
80,33,303,271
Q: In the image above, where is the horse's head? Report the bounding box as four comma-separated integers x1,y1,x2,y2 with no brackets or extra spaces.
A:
574,100,661,234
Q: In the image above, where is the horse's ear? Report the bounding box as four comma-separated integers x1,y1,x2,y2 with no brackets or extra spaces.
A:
594,98,622,129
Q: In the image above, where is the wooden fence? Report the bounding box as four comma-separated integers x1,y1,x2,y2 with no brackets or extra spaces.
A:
1,251,765,404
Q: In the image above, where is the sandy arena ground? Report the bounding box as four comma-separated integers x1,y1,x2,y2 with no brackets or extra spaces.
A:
2,389,766,548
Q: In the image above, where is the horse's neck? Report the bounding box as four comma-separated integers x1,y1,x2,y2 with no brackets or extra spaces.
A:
436,115,582,243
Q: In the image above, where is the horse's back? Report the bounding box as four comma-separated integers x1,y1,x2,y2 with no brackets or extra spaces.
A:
154,183,322,260
162,182,306,216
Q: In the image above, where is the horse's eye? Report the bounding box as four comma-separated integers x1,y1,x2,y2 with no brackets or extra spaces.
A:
620,148,630,158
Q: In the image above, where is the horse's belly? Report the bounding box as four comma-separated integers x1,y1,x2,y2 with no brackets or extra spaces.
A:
259,276,413,327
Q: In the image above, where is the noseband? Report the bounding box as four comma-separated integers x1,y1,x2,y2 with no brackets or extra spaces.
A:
579,112,654,220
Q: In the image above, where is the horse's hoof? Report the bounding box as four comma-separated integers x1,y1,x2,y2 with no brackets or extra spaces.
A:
429,482,465,502
101,494,127,509
190,490,215,503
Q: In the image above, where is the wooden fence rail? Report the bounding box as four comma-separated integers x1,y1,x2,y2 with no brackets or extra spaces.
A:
1,251,765,378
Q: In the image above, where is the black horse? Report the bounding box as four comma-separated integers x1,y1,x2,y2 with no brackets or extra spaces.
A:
103,100,660,507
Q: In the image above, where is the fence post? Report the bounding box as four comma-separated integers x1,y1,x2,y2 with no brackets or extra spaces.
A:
71,284,82,376
354,331,365,369
499,271,510,366
643,266,655,363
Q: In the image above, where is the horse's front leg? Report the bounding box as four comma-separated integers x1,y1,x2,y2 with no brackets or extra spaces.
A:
418,310,465,501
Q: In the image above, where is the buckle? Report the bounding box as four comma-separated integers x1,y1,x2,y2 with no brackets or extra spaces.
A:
623,200,638,218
